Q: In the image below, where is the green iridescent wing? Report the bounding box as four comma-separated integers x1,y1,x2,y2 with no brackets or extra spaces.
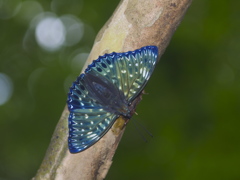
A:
68,46,158,153
85,46,158,103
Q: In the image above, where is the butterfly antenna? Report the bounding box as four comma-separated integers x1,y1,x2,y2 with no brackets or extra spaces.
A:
134,118,153,138
132,118,148,142
132,118,153,143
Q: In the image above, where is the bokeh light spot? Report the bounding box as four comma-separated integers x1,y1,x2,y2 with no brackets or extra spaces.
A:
35,16,65,51
17,1,43,22
0,73,13,105
71,53,89,72
60,15,84,46
0,0,21,19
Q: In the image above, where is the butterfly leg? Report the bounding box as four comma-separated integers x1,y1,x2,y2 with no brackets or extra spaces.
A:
142,90,149,95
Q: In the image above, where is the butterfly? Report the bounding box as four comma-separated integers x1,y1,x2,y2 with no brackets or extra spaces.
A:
67,45,158,153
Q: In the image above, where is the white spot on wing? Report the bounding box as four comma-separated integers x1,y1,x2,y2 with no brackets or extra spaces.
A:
143,67,146,78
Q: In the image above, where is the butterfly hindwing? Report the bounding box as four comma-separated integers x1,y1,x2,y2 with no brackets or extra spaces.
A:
68,74,118,153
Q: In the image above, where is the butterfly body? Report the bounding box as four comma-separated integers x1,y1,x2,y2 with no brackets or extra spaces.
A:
68,46,158,153
84,72,130,117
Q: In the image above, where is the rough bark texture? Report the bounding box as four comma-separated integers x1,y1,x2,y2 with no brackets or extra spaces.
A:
33,0,192,179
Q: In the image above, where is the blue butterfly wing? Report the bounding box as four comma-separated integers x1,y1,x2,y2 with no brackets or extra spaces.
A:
84,46,158,103
68,46,158,153
68,74,118,153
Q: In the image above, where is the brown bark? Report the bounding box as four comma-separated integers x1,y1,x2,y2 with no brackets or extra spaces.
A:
33,0,192,179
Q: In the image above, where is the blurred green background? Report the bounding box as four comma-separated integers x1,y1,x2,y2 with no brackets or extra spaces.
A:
1,0,240,179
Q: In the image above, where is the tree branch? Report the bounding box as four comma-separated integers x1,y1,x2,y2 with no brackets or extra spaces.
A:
33,0,192,179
